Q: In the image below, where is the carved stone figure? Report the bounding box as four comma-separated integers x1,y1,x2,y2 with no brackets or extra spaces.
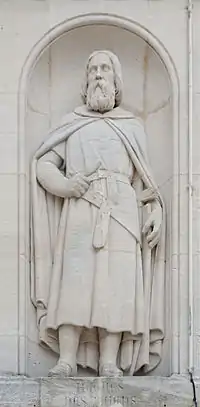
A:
31,50,166,378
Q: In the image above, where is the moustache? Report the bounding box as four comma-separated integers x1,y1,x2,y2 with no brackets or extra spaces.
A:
92,79,107,89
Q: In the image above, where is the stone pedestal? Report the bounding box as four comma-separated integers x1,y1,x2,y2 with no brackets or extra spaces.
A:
0,375,196,407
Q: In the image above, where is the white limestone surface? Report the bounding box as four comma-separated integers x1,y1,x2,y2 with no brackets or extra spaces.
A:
0,0,198,382
0,375,197,407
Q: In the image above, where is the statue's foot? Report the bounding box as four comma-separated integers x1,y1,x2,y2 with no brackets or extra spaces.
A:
99,363,123,377
48,359,77,378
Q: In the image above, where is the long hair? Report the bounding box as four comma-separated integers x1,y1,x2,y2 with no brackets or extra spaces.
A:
81,50,123,107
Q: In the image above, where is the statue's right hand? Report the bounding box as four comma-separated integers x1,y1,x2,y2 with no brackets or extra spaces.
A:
66,173,90,198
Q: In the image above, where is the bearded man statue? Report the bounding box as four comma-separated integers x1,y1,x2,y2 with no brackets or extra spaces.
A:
31,50,166,378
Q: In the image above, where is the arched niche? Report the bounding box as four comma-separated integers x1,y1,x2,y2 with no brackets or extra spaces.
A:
18,14,179,377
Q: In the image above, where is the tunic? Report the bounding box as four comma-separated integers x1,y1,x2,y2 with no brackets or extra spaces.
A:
51,119,144,336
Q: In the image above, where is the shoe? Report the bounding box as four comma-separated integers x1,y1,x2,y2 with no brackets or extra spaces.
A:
99,363,123,377
48,359,77,378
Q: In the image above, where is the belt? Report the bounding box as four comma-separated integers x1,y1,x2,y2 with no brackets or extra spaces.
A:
87,169,131,185
86,169,131,249
88,169,131,205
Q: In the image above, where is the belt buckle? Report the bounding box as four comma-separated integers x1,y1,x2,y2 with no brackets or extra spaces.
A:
97,168,105,179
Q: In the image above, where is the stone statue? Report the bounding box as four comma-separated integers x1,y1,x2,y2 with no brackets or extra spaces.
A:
31,50,166,378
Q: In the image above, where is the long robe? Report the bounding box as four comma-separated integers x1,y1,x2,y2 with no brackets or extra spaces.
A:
31,106,166,374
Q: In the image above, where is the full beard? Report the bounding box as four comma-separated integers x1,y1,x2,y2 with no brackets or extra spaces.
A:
86,80,115,113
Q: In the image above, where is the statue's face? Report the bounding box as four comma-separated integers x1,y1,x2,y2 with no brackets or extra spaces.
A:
86,53,116,113
88,53,114,87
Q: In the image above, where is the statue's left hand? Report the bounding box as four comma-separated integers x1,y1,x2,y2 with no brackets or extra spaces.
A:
142,203,162,249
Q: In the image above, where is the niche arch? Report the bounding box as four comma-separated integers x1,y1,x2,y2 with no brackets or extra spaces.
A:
18,13,180,376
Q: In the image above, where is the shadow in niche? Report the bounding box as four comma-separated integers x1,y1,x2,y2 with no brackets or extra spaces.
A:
25,22,173,378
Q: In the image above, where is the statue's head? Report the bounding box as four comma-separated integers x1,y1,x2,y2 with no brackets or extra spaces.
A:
81,50,123,113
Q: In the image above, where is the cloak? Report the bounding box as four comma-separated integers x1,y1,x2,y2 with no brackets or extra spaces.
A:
30,106,166,374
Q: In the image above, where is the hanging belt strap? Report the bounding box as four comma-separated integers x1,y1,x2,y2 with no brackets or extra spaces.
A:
87,169,131,249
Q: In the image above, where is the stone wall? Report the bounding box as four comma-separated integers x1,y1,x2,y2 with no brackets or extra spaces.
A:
0,0,199,383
